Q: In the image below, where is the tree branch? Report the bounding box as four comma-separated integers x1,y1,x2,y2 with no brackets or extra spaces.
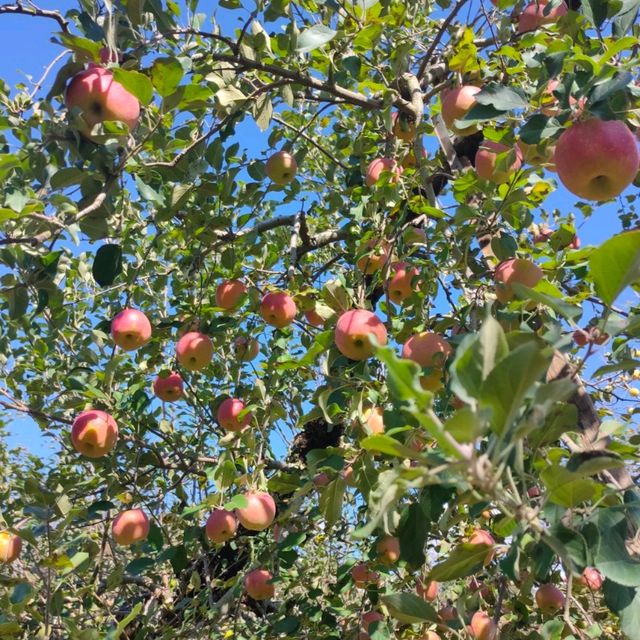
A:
0,2,69,33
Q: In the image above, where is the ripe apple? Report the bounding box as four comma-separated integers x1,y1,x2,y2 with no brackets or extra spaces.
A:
111,308,152,351
535,583,566,613
402,332,452,369
517,0,568,33
351,562,379,587
153,371,184,402
386,261,419,304
416,579,440,602
215,279,247,311
234,336,260,361
365,157,403,187
469,529,496,564
363,406,385,435
335,309,388,360
573,329,589,347
265,150,297,185
176,331,213,371
97,46,122,64
0,531,22,563
554,118,640,201
356,239,391,274
217,398,252,432
342,464,356,486
313,472,330,487
361,611,385,637
392,111,416,142
305,308,325,327
71,409,118,458
260,291,297,328
438,605,457,621
527,485,541,498
112,508,150,545
236,491,276,531
441,85,482,136
65,66,140,136
475,140,523,184
494,258,543,303
244,568,275,600
469,611,498,640
205,509,238,543
578,567,603,591
376,535,400,565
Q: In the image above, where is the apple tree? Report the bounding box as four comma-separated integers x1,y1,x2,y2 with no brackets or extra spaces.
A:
0,0,639,638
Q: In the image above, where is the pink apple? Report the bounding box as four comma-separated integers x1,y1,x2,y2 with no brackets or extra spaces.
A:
305,309,325,327
363,406,385,435
416,579,440,602
236,491,276,531
110,308,152,351
313,472,330,487
535,583,565,612
112,508,150,545
176,331,213,371
265,151,297,185
215,279,247,311
402,332,452,369
494,258,543,303
469,529,496,564
361,611,385,633
153,371,184,402
578,567,603,591
475,140,523,184
217,398,252,432
441,85,482,136
244,568,275,600
260,291,297,328
351,562,379,587
376,535,401,565
517,0,568,33
335,309,388,360
365,158,403,187
71,409,118,458
205,509,238,543
386,261,419,303
469,611,499,640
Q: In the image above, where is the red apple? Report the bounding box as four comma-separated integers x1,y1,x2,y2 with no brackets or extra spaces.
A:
335,309,388,360
351,562,379,587
578,567,603,591
361,610,385,636
475,140,523,184
111,308,152,351
469,611,499,640
441,85,482,136
376,535,400,565
236,491,276,531
469,529,496,564
217,398,252,432
313,472,330,487
153,371,184,403
535,583,566,613
0,531,22,564
438,605,457,621
265,150,297,185
494,258,543,303
417,579,440,602
554,118,640,201
215,279,247,311
365,157,403,187
527,485,541,499
244,568,275,600
402,332,452,368
517,0,568,32
573,329,589,347
234,336,260,361
71,409,118,458
176,331,213,371
392,111,416,142
112,508,150,545
260,291,297,328
205,509,238,543
386,261,419,304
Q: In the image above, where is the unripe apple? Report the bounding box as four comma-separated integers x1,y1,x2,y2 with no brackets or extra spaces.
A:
0,531,22,564
494,258,543,303
417,579,439,601
65,67,140,137
356,239,391,274
111,308,152,351
469,529,496,564
260,291,297,328
469,611,499,640
365,157,403,187
475,140,523,184
441,85,481,136
554,118,640,201
351,562,379,587
402,332,452,369
305,308,325,327
205,509,238,543
392,111,416,142
517,0,568,33
265,150,297,185
386,261,419,304
244,568,275,600
578,567,603,591
153,371,183,402
362,406,385,435
176,331,213,371
112,508,150,545
335,309,388,360
71,409,118,458
236,491,276,531
376,535,400,565
215,279,247,311
217,398,252,432
234,336,260,362
535,583,566,613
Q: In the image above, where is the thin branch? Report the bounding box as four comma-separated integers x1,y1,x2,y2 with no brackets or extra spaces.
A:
0,2,70,32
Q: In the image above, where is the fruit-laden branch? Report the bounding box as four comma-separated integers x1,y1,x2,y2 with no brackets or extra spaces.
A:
0,2,69,33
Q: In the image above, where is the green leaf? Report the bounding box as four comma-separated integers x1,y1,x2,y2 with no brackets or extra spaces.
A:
360,434,421,459
603,581,640,639
375,345,430,403
92,244,123,287
519,114,563,144
511,282,582,321
398,502,428,566
10,581,33,605
223,495,248,510
380,592,437,624
540,465,600,508
151,57,184,97
5,285,29,319
57,33,103,61
134,175,165,205
319,476,346,527
51,167,85,190
589,231,640,306
112,68,154,105
595,510,640,587
296,24,337,53
429,543,491,581
475,83,529,111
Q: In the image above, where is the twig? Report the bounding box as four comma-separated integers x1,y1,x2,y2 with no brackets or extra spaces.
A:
0,2,70,33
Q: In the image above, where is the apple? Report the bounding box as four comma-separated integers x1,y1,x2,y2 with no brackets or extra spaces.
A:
0,531,22,564
65,66,140,137
313,472,330,487
402,332,452,369
494,258,543,303
153,371,183,402
111,308,152,351
176,331,213,371
365,157,403,187
441,85,482,136
244,568,275,600
469,611,499,640
469,529,496,564
469,577,493,600
335,309,388,360
112,508,150,545
376,535,400,565
342,465,356,486
401,146,428,169
215,279,247,311
234,336,260,361
518,140,556,169
356,239,391,274
351,562,379,587
260,291,297,328
236,491,276,531
205,509,238,543
305,308,325,327
475,140,523,184
71,409,118,458
217,398,252,432
363,406,385,435
417,579,439,601
386,261,419,304
554,118,640,201
535,583,566,613
97,46,122,65
578,567,603,591
518,0,568,33
361,611,385,637
438,605,457,621
392,111,416,142
265,150,297,185
527,485,541,498
573,329,589,347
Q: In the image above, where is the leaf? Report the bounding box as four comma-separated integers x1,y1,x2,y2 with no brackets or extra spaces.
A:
381,593,437,624
595,510,640,587
589,231,640,306
319,476,346,527
112,68,154,105
360,434,421,459
253,93,273,131
511,283,582,321
429,543,491,581
5,285,29,319
151,57,184,97
111,602,142,639
10,581,33,605
398,502,428,566
92,244,122,287
375,345,430,403
540,465,600,508
603,581,640,639
296,24,337,53
57,33,103,60
222,494,248,510
51,167,85,190
134,175,165,205
475,83,529,111
215,85,246,111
